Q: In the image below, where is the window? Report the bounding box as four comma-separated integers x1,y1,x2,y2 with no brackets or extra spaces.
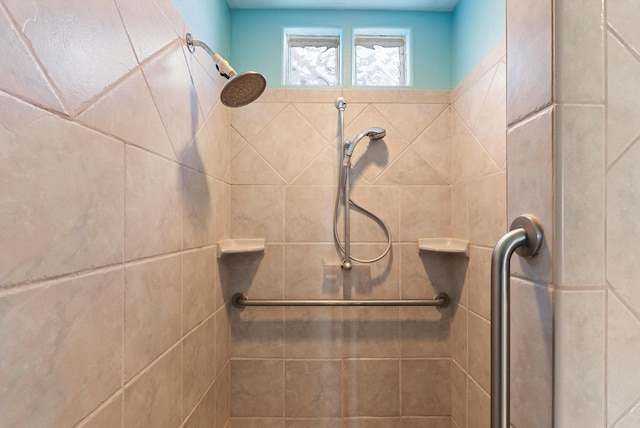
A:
283,27,410,87
285,30,340,86
353,30,409,86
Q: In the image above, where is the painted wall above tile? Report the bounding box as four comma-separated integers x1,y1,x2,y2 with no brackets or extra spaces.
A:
227,0,461,11
230,9,453,89
171,0,504,89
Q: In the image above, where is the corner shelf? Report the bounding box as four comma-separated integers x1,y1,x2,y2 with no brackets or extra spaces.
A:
418,238,470,257
217,239,265,258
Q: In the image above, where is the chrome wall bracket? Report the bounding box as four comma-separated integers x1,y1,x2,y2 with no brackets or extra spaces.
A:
491,214,544,428
510,215,544,257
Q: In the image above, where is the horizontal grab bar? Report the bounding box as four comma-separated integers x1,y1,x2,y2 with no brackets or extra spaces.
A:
232,292,450,308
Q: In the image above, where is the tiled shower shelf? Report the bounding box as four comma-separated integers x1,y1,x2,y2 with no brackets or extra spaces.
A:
418,238,470,257
216,239,265,258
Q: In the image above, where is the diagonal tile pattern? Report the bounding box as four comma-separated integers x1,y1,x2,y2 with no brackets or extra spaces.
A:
605,10,640,425
375,103,448,142
3,0,138,114
231,95,457,188
292,146,340,186
412,107,452,182
608,0,640,55
0,2,231,427
228,43,507,428
606,32,640,164
251,105,328,183
607,140,640,316
230,101,287,141
607,292,640,425
293,102,343,143
0,5,65,113
142,42,203,162
471,61,507,168
375,147,447,185
0,92,124,287
454,61,506,169
449,40,507,428
231,145,285,185
78,70,175,159
618,400,640,428
115,0,179,63
343,105,410,183
451,113,500,184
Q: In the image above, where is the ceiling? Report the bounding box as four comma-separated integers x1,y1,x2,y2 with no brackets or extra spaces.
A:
226,0,461,12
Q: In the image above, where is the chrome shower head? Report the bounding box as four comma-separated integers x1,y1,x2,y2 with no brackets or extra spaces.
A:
186,33,267,108
368,128,386,140
344,127,386,158
220,71,267,108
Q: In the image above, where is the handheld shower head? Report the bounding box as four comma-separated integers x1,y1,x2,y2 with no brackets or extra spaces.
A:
186,33,266,108
344,127,386,158
368,128,387,140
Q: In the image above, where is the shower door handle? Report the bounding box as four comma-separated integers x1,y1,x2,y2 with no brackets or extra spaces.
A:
491,214,544,428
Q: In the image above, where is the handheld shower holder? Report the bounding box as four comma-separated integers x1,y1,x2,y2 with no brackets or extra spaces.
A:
333,98,391,270
335,97,347,111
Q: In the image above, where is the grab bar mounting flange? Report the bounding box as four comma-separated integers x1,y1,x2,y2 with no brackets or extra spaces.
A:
510,215,544,257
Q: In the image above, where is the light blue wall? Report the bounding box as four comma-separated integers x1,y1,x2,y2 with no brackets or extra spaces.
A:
451,0,505,85
171,0,231,57
170,2,505,89
230,9,452,89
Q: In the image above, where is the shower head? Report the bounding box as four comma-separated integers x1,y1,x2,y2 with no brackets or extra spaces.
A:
220,71,267,108
344,127,386,158
186,33,266,108
368,128,387,140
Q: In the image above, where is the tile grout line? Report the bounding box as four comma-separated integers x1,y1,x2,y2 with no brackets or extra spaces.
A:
0,2,70,116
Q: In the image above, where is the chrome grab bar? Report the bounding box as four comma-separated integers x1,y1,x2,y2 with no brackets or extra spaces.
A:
491,214,544,428
232,292,450,308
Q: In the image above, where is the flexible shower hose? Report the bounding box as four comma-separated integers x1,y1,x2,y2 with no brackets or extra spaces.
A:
332,163,392,264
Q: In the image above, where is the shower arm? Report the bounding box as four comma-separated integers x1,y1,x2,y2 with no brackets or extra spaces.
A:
186,33,236,79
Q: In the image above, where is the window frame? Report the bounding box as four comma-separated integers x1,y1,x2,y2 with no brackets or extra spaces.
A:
283,27,342,87
352,28,412,87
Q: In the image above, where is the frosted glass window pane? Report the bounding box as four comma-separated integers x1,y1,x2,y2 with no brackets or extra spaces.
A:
354,36,406,86
286,36,339,86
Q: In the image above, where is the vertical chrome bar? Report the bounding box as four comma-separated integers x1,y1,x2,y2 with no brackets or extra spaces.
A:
491,228,527,428
343,158,352,270
336,98,346,150
491,215,543,428
335,97,352,270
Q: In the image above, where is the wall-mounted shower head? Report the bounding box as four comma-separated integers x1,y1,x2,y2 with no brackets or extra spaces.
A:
220,71,267,108
186,33,266,108
343,127,387,162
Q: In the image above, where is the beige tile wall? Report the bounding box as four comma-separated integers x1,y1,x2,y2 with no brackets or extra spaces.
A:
604,4,640,425
226,37,508,425
555,1,640,427
507,0,639,427
0,0,230,427
2,1,584,426
450,40,507,428
226,87,459,426
505,1,555,428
